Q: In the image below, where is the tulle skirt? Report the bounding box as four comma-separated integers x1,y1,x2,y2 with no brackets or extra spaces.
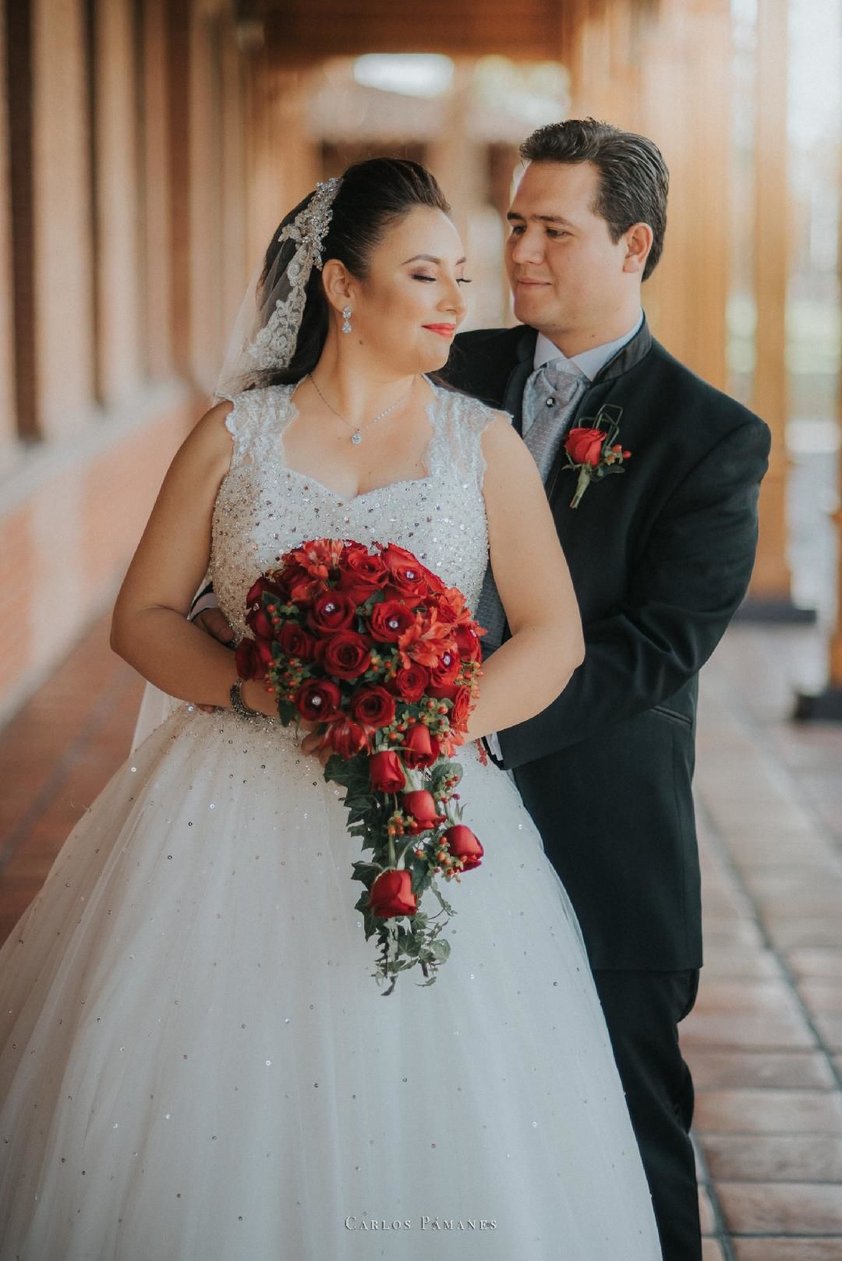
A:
0,705,660,1259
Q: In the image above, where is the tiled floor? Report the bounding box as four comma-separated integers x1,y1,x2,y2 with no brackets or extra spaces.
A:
2,612,842,1257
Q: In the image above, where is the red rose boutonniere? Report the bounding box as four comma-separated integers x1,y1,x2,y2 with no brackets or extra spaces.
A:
563,404,631,509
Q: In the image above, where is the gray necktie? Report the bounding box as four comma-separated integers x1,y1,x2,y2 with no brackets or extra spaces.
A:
476,360,587,652
521,359,588,477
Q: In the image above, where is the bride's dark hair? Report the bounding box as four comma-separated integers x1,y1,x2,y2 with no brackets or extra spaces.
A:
261,158,451,386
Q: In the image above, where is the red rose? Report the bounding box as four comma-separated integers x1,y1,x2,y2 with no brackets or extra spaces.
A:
246,575,287,606
369,750,406,793
429,645,461,688
443,824,483,871
279,622,317,661
350,685,396,730
337,545,387,604
307,590,357,634
381,544,429,597
402,723,440,769
369,869,417,918
402,790,441,833
392,663,429,702
320,631,372,680
234,637,267,681
283,563,325,603
435,587,469,624
369,600,416,643
245,605,274,640
421,565,446,594
294,678,342,723
449,686,473,732
564,427,606,467
427,680,457,701
454,623,483,662
327,717,369,759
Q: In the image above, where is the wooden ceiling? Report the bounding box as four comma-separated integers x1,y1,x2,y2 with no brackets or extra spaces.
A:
237,0,577,62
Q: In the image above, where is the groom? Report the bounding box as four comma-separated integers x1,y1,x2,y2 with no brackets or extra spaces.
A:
443,120,770,1261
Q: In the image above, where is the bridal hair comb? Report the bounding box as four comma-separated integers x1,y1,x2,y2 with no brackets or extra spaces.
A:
247,177,342,372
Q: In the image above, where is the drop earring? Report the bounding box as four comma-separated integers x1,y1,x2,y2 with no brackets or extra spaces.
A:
341,306,352,335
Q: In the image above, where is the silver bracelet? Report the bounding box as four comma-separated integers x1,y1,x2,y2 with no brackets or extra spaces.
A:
229,679,261,720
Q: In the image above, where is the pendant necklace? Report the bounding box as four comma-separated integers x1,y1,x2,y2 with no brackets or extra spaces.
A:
307,373,415,445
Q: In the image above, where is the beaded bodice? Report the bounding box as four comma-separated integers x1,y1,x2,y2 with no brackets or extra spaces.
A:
210,381,496,640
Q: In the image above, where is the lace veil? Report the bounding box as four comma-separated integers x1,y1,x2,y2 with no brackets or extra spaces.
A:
214,177,341,401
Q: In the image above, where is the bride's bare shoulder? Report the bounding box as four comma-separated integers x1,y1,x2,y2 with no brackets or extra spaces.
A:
162,399,235,487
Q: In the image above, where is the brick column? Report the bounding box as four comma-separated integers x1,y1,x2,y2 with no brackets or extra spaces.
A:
92,0,142,405
746,0,798,611
32,0,95,437
136,0,172,382
0,8,16,469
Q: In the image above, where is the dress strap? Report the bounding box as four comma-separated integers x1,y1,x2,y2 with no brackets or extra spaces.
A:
224,385,296,468
431,385,502,494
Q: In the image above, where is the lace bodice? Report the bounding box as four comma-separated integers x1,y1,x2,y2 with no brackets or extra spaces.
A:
210,381,496,639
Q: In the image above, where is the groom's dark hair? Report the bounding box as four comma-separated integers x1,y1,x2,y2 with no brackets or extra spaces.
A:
521,119,669,280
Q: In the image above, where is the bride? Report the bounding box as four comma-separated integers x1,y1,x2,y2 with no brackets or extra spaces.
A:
0,158,661,1259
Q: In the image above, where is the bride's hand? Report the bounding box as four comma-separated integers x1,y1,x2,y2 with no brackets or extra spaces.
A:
238,682,329,765
300,724,331,767
239,678,284,720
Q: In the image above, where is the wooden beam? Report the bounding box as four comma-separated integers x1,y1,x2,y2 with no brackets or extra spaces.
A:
748,0,794,604
262,0,569,62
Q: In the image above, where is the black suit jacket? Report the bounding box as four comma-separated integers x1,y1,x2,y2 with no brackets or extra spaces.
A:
445,319,770,970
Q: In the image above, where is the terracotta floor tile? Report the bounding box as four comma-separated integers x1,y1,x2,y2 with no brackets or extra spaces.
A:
694,979,806,1015
718,1181,842,1234
733,842,841,870
757,890,842,918
734,1242,842,1261
0,852,54,883
682,1007,815,1052
698,1183,717,1235
789,949,842,980
799,981,842,1018
813,1015,842,1053
702,919,767,951
745,861,842,886
694,1090,842,1135
701,1241,726,1261
701,1134,842,1182
0,890,37,936
701,949,782,980
687,1050,836,1090
766,919,842,951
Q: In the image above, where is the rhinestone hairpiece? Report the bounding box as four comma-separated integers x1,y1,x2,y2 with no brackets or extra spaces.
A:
248,177,342,372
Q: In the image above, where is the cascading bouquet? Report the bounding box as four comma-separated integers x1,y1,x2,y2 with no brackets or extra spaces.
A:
235,538,485,994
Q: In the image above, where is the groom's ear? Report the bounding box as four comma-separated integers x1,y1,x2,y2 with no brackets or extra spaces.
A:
621,223,653,276
322,259,355,313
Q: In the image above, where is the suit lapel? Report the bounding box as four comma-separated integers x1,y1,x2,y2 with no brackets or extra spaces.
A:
501,328,536,434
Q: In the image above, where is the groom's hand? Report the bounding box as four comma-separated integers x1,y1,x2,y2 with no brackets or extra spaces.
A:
193,606,236,647
192,606,236,712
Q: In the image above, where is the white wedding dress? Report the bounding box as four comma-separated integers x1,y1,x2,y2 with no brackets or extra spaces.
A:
0,383,661,1260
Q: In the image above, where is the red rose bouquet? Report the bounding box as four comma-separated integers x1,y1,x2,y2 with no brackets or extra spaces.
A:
562,404,631,508
235,538,485,993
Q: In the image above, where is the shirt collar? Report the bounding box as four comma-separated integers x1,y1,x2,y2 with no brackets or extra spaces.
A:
533,311,644,381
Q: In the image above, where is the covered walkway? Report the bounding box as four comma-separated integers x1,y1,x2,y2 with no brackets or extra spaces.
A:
1,615,841,1257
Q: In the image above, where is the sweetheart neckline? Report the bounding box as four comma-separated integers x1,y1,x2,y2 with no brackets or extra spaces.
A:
274,383,442,506
279,463,436,506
